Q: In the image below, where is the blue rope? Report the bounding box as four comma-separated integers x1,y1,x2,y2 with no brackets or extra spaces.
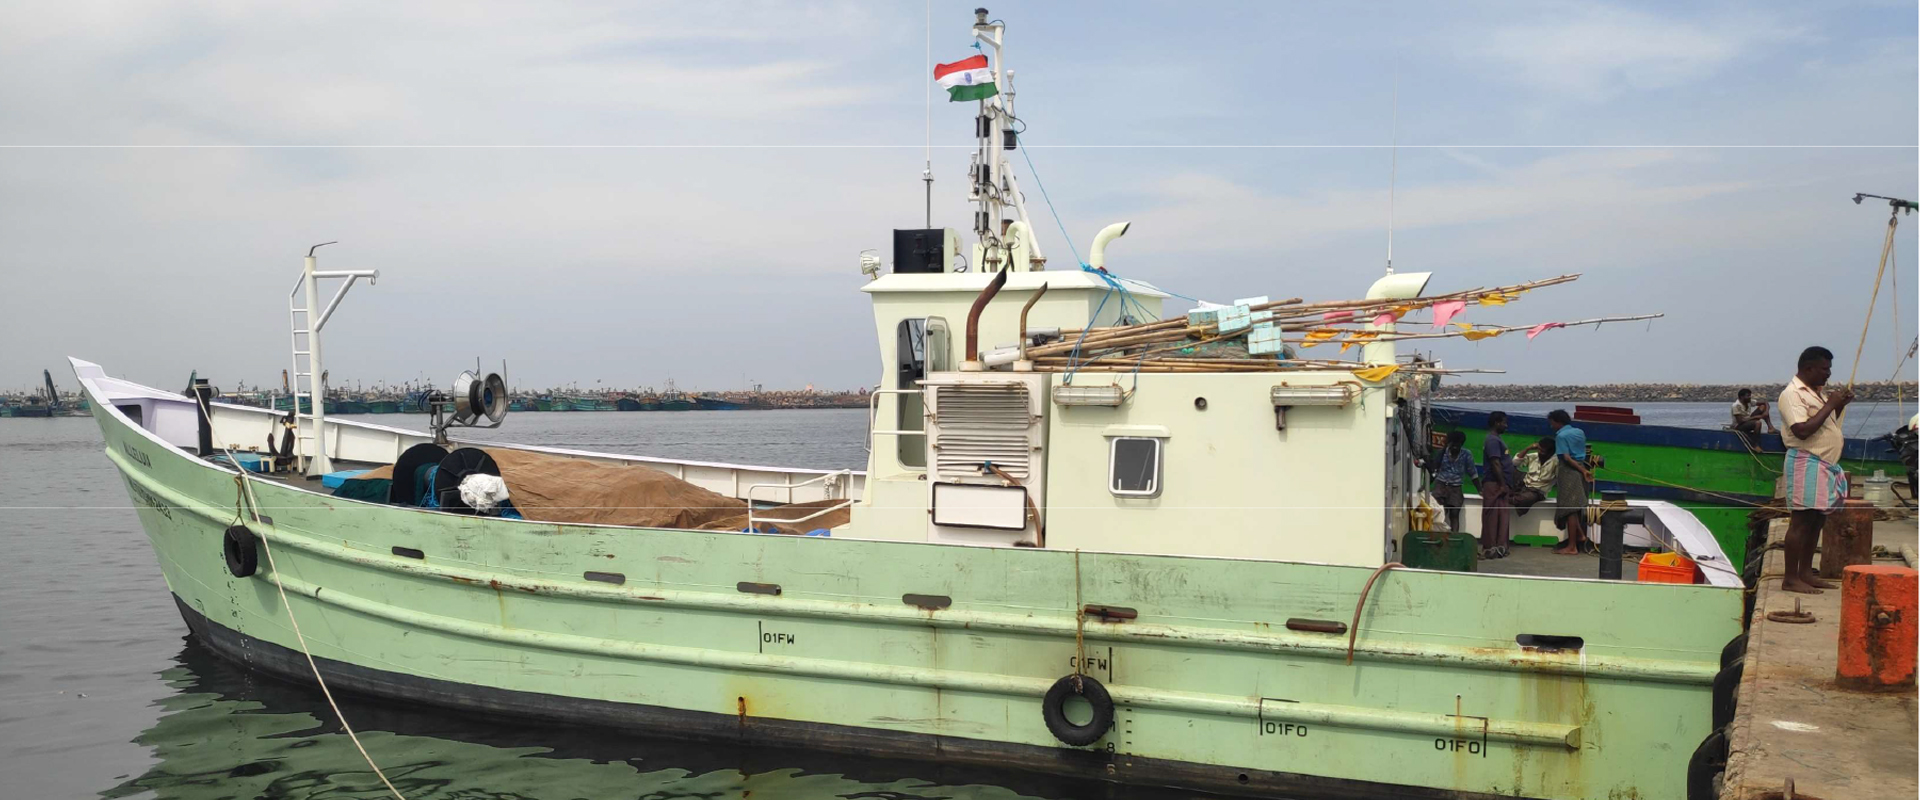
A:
1019,135,1199,383
1016,141,1084,270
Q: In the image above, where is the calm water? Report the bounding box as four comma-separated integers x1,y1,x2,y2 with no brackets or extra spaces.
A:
0,402,1794,798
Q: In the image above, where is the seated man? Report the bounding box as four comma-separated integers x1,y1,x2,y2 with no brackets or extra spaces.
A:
1731,388,1775,434
1511,436,1557,516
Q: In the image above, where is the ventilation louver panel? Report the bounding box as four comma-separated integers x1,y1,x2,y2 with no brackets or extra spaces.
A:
930,383,1033,481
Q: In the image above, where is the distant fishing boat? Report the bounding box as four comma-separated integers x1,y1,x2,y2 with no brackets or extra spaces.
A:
7,398,52,417
658,381,696,411
566,396,617,412
366,400,401,414
693,394,741,411
614,396,646,411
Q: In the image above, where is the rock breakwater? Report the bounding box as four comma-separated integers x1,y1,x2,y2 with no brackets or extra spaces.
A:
1435,381,1918,403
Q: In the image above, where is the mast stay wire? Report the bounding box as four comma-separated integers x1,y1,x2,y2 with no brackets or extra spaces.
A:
1845,209,1900,393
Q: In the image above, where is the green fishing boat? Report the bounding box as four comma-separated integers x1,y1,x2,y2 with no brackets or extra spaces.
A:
1431,405,1903,563
367,400,401,414
74,13,1746,797
568,396,618,412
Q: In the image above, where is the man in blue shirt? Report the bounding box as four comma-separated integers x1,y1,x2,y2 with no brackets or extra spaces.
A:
1425,430,1476,533
1548,409,1594,554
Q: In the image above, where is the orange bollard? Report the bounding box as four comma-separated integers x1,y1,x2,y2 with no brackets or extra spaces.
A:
1836,564,1917,691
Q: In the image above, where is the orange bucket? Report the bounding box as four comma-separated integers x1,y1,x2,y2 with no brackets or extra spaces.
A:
1637,551,1698,584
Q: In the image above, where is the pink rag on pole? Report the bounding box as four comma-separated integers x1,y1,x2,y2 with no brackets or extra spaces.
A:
1526,322,1565,340
1322,310,1353,322
1430,300,1466,330
1373,312,1396,327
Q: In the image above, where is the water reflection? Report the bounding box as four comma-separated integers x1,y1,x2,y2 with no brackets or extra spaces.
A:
103,637,1109,800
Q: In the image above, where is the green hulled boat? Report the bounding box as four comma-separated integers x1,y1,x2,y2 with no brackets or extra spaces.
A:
72,13,1747,796
1431,405,1903,563
366,400,401,414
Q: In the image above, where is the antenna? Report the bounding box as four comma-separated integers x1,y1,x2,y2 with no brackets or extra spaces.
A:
1386,74,1399,276
924,0,934,228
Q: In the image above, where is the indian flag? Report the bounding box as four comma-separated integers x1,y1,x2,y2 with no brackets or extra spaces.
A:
934,55,996,102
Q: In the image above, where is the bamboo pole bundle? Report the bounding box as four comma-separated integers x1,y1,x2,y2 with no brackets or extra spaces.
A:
1013,272,1642,377
1283,314,1663,345
1056,274,1580,340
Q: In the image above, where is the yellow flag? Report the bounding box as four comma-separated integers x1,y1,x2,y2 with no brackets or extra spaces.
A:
1451,322,1474,330
1461,329,1503,341
1302,329,1342,348
1478,292,1511,305
1339,331,1380,352
1354,364,1400,382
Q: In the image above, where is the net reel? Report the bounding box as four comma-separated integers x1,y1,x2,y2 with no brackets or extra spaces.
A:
428,367,509,444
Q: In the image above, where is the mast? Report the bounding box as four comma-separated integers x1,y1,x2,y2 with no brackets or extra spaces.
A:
968,8,1044,272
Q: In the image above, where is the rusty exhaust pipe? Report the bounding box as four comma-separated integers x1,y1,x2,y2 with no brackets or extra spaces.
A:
1017,283,1049,363
964,269,1009,364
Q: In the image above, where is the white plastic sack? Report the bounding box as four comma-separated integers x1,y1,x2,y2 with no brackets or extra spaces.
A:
458,473,511,514
1415,490,1450,533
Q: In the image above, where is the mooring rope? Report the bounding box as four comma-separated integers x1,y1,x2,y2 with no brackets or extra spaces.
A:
194,393,408,800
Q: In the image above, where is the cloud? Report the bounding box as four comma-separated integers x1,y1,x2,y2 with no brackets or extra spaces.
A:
0,1,894,145
1119,148,1756,257
1472,4,1800,100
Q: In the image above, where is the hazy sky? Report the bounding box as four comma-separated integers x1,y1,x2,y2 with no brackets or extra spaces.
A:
2,0,1915,395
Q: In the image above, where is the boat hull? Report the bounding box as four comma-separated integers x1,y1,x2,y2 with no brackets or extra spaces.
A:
90,380,1738,800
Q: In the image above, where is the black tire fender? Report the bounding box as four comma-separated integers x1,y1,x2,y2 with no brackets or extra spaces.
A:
223,525,258,578
1711,658,1743,732
1041,674,1115,747
1720,633,1748,670
1686,726,1728,800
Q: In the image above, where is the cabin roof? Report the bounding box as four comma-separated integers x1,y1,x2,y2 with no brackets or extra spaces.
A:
862,270,1172,297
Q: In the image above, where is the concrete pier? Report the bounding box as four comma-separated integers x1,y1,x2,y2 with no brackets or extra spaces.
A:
1721,515,1918,798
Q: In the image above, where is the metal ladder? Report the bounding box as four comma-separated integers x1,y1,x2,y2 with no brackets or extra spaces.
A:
286,293,316,474
283,242,377,476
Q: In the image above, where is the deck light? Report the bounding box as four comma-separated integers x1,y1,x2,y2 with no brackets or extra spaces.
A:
1053,385,1127,407
1269,384,1359,431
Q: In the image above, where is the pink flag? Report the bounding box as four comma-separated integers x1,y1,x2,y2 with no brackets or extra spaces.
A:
1526,322,1565,340
1322,309,1353,322
1430,300,1466,330
1373,312,1396,327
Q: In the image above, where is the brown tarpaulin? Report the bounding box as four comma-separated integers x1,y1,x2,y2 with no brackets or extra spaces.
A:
354,447,748,529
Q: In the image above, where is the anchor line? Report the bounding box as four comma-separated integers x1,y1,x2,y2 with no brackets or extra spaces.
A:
1072,549,1087,690
196,393,409,800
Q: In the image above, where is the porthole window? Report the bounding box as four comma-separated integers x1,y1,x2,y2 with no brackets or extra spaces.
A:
1109,437,1162,497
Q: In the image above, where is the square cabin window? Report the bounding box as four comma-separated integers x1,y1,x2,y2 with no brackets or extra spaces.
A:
1109,437,1162,497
